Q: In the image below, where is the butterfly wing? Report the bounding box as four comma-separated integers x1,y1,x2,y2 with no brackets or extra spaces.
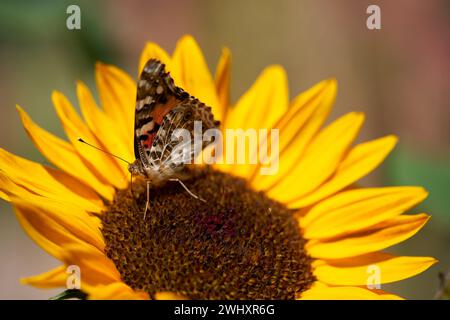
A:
149,98,220,177
134,59,220,180
134,59,188,168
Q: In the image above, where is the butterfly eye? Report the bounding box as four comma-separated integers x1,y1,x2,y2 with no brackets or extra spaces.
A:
156,85,164,95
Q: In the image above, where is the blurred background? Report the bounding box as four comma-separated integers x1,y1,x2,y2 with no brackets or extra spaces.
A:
0,0,449,299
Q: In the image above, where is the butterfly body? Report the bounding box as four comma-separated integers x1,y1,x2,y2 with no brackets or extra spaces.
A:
128,59,219,186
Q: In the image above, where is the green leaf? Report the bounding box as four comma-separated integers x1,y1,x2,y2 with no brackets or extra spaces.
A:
49,289,88,300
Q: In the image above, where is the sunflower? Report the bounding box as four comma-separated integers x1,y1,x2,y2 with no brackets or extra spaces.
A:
0,35,437,300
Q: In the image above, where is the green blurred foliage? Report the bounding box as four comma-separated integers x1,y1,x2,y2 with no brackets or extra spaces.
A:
388,147,450,226
0,0,118,64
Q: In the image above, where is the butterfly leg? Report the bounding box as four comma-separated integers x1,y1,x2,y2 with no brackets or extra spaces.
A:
130,173,134,196
143,180,150,219
169,178,206,203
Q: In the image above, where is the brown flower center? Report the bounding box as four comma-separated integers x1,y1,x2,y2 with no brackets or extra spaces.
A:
101,167,315,299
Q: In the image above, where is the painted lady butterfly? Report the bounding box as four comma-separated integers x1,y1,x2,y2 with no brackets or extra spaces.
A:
128,59,220,217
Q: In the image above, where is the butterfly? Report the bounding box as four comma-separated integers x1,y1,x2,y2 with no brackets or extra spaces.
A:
128,59,220,217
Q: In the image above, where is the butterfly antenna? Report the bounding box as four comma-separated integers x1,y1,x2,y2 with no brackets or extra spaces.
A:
77,138,131,165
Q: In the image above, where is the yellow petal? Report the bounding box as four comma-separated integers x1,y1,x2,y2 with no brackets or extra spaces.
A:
219,65,288,178
225,65,288,130
172,35,222,121
299,286,403,300
88,282,149,300
279,79,336,131
95,63,135,145
138,42,173,76
16,105,114,201
290,135,398,207
20,265,67,289
154,292,187,300
13,204,99,261
0,149,106,211
301,186,428,239
313,252,437,286
306,214,430,259
215,47,231,119
60,244,121,288
267,112,364,206
52,91,128,189
0,168,101,215
77,81,134,165
251,79,337,190
0,189,9,201
0,172,33,202
11,194,105,252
